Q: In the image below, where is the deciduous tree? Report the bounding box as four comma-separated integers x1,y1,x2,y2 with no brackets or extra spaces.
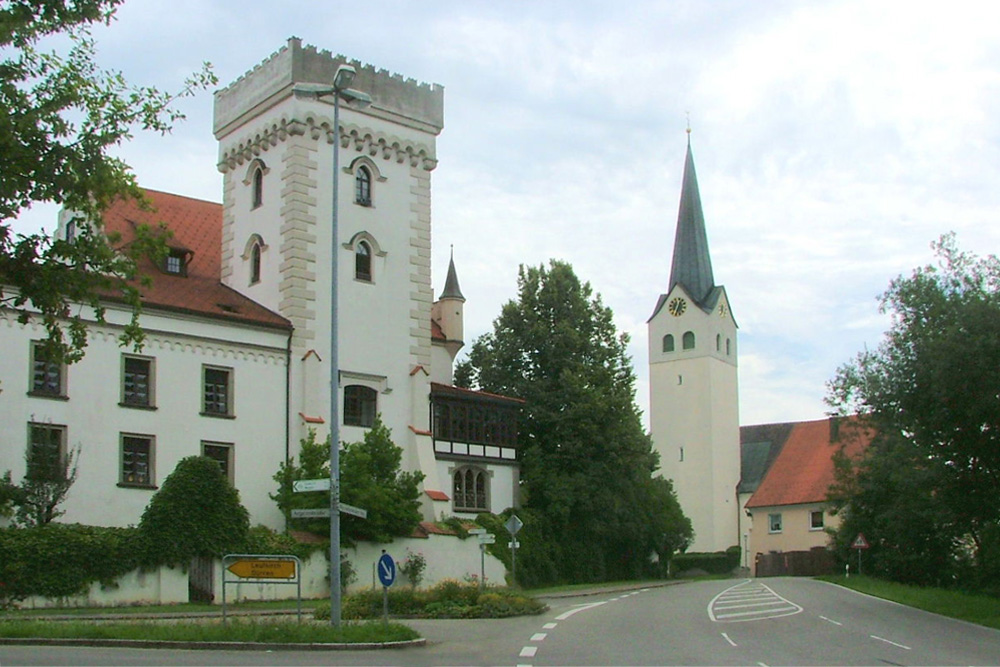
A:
828,234,1000,591
1,0,216,363
458,260,691,584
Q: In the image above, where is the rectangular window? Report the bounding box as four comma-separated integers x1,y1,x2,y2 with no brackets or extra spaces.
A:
30,342,65,397
120,434,154,487
28,423,66,481
768,513,783,533
202,366,233,417
165,252,185,275
810,510,825,530
343,384,376,427
202,441,234,484
122,356,154,407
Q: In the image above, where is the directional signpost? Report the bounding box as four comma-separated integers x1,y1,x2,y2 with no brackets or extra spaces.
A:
505,515,523,585
221,554,302,624
377,551,396,626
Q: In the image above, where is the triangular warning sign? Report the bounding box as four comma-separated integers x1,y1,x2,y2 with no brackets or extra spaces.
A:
852,533,869,549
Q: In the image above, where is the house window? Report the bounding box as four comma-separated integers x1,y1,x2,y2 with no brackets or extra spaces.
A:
27,423,66,481
453,466,489,512
355,241,372,282
768,513,783,533
30,342,65,397
122,356,154,408
252,166,264,209
682,331,696,350
120,434,154,487
662,334,674,353
202,366,233,417
810,510,825,530
355,166,372,206
344,384,376,427
164,251,186,276
202,441,234,484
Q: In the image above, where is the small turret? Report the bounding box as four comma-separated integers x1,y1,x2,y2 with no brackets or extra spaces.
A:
432,248,465,361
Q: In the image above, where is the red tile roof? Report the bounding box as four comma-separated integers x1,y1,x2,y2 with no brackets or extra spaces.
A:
429,381,525,404
745,417,872,509
424,489,450,501
102,189,290,330
431,319,445,341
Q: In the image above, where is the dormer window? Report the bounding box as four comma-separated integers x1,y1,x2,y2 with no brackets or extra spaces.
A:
355,166,372,206
164,250,187,276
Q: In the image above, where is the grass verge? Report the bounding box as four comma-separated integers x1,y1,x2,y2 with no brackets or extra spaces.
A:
2,598,325,618
0,618,419,644
818,575,1000,630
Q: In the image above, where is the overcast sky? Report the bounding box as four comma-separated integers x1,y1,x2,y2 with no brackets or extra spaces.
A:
12,0,1000,427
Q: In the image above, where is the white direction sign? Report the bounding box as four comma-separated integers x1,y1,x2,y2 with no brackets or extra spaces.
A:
292,478,330,493
291,508,330,519
340,503,368,519
478,534,496,544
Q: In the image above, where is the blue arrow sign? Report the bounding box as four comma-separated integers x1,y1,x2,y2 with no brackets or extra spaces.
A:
377,553,396,587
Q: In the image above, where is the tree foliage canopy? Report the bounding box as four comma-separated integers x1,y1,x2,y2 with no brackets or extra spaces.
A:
0,0,216,363
457,260,692,584
272,420,425,545
827,234,1000,591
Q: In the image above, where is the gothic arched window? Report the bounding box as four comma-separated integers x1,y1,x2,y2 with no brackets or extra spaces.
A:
355,241,372,282
251,166,264,209
453,466,489,512
355,166,372,206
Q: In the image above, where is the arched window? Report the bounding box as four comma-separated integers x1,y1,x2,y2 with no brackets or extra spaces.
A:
251,166,264,209
453,466,489,512
726,338,731,356
355,166,372,206
662,334,674,353
343,385,376,427
355,241,372,281
250,241,262,284
682,331,696,350
716,334,721,352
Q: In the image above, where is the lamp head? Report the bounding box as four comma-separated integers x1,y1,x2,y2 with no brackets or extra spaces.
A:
333,64,357,91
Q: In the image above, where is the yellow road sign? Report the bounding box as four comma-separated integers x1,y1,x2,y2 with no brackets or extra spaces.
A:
226,559,296,579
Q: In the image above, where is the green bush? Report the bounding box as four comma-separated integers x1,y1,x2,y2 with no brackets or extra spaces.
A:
316,582,546,620
137,456,249,567
673,547,741,575
0,524,139,607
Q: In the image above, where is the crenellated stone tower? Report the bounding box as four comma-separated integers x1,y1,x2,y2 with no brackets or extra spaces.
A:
211,37,445,477
648,138,740,553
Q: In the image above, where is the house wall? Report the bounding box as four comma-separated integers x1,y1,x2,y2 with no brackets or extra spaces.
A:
747,503,838,557
0,304,289,530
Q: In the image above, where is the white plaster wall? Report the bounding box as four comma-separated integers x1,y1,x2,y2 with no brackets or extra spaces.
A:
434,460,518,517
0,304,289,530
20,565,188,609
748,503,837,556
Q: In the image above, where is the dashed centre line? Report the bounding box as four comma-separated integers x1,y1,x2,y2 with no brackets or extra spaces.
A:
871,635,911,650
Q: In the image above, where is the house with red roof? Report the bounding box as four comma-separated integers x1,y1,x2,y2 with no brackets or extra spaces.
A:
0,38,521,537
741,417,872,568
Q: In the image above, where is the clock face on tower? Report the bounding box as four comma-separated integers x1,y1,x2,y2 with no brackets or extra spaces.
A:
718,303,728,318
668,297,687,317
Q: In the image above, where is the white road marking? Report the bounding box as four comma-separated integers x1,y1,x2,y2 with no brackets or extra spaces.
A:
543,622,557,629
721,632,738,647
757,662,769,667
871,635,911,650
555,600,608,620
531,633,547,641
520,646,538,657
820,615,843,626
709,579,803,622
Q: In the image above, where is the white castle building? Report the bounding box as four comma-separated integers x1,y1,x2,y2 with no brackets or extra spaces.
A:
0,38,521,531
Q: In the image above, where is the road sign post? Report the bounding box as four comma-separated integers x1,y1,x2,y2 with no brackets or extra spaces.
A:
505,515,523,586
377,551,396,626
852,533,870,576
221,554,302,624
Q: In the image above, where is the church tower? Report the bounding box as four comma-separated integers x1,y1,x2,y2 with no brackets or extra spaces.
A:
648,138,740,553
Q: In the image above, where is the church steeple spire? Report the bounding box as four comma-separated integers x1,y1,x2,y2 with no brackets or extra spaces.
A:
439,246,465,302
668,139,715,305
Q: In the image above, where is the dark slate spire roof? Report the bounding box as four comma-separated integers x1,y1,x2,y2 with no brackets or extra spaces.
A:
439,248,465,301
668,139,715,305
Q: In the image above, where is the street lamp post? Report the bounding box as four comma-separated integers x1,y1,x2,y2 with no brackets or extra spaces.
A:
293,67,371,627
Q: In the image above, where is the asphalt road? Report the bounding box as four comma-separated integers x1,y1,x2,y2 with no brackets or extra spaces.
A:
3,578,1000,666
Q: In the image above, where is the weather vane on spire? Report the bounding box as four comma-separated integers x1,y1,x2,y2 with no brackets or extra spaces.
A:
685,110,692,136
